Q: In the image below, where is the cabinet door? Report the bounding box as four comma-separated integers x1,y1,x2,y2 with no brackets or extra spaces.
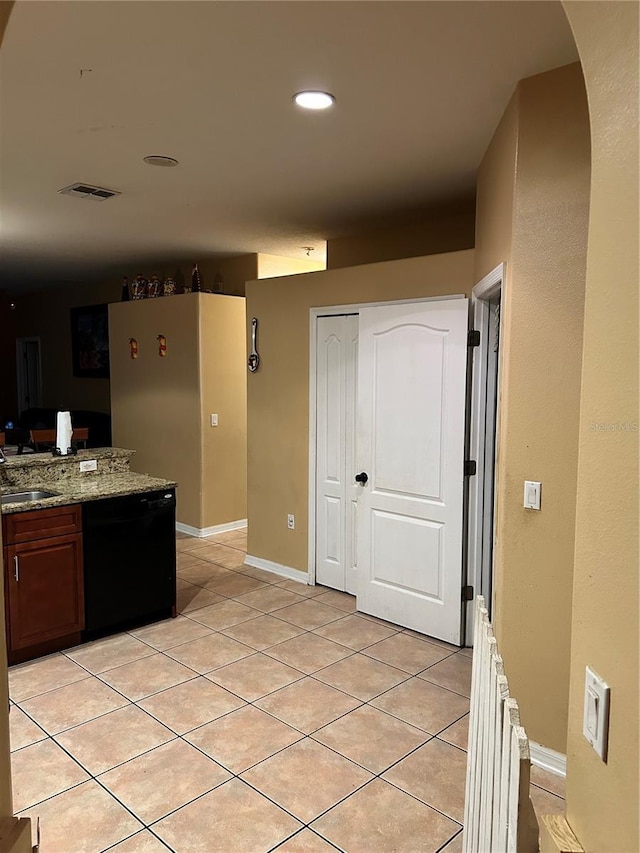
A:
6,534,84,651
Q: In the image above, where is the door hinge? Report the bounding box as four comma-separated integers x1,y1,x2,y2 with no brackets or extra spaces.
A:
464,460,477,476
467,329,480,347
462,585,474,602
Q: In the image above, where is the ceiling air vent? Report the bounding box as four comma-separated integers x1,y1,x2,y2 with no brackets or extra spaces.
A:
58,182,121,201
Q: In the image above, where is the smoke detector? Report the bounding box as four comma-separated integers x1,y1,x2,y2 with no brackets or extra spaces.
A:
58,182,121,201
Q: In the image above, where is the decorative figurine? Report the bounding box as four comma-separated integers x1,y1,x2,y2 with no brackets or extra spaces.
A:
163,276,176,296
129,338,138,359
147,275,162,298
131,274,147,299
157,335,167,357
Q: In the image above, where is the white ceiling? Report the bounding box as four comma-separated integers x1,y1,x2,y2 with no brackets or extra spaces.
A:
0,1,578,288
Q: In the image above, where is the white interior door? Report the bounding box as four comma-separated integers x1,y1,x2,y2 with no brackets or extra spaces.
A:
316,314,358,592
356,299,469,644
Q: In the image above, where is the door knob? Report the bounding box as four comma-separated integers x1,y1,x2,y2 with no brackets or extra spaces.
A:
355,472,369,485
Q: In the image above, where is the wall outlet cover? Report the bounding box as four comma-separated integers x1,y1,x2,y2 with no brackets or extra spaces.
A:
79,459,98,472
287,514,295,530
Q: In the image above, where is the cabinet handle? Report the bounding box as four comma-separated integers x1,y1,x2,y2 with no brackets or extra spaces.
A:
13,555,19,582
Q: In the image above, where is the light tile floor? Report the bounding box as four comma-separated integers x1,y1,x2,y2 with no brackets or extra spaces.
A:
9,528,565,852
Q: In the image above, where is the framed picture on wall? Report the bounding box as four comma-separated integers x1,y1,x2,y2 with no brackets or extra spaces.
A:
70,304,110,378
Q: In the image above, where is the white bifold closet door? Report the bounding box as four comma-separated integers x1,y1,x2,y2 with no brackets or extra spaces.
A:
315,314,358,594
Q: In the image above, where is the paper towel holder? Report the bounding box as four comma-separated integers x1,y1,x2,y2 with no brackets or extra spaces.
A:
52,446,77,457
52,409,76,457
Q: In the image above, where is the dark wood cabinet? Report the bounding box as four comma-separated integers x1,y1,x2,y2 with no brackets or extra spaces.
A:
4,503,81,544
2,505,83,664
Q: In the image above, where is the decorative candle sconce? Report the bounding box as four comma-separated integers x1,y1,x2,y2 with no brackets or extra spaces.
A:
157,335,167,357
248,318,260,372
129,338,138,359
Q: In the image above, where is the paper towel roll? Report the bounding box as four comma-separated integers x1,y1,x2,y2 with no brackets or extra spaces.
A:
56,411,72,455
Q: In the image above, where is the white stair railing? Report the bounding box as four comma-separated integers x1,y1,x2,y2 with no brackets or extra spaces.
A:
463,596,539,853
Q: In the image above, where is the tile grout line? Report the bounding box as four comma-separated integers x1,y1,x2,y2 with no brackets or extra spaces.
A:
11,620,469,755
267,826,344,853
12,534,473,851
14,690,470,850
99,824,176,853
176,535,473,839
434,827,465,853
11,637,467,746
178,551,464,652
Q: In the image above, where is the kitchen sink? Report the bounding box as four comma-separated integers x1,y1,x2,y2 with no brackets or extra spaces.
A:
1,490,60,506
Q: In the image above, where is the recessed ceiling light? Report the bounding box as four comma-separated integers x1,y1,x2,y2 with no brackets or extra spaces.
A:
143,155,179,167
293,91,335,110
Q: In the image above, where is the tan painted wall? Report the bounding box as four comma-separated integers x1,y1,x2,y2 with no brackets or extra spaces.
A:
109,293,247,530
476,63,590,753
474,93,518,282
109,295,202,526
199,255,257,297
257,254,325,279
561,3,639,851
199,296,247,529
245,250,475,571
327,209,475,270
12,281,120,414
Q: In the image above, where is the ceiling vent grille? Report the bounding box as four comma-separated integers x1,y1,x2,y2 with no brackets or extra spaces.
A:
58,182,121,201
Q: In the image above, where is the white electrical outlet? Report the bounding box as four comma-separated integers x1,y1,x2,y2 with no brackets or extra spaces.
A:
583,666,610,760
79,459,97,473
287,514,295,530
210,414,219,427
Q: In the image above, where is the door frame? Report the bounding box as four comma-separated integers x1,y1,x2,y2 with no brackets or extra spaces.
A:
466,263,504,642
308,294,466,586
15,336,43,413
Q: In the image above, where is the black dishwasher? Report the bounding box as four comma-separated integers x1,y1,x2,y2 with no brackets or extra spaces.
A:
82,489,176,639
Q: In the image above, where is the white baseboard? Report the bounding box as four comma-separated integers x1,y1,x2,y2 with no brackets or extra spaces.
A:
176,519,247,539
244,555,309,584
530,742,567,777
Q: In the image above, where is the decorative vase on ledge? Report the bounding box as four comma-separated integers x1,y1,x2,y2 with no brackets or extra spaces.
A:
191,263,202,293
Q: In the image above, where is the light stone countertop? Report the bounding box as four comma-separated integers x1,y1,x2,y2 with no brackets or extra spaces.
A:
1,448,176,515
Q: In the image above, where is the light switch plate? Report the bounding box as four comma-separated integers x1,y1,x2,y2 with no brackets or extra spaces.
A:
583,666,610,760
524,480,541,510
210,414,218,427
79,459,97,472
